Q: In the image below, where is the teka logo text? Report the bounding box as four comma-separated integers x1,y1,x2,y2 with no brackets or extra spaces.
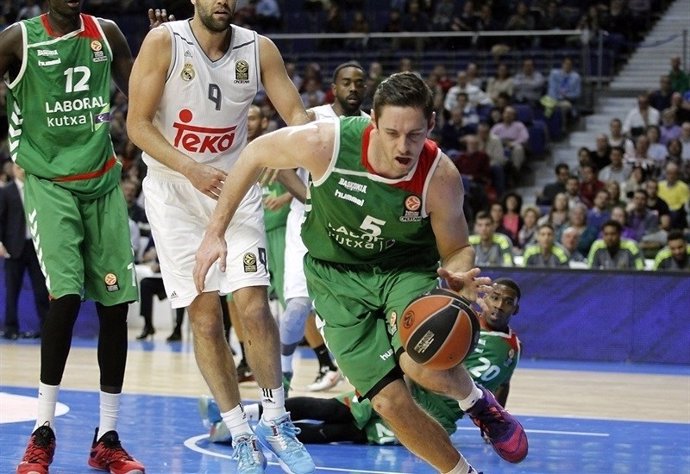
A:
172,109,236,154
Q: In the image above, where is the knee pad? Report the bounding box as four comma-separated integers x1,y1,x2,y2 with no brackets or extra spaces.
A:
280,297,312,346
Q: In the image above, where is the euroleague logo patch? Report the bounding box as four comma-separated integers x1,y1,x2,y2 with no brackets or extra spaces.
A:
402,309,415,329
235,59,249,83
243,252,257,272
400,195,422,222
90,40,107,63
104,273,119,292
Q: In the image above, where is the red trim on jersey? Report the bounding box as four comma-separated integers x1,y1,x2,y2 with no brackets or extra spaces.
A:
40,14,100,39
361,127,438,196
53,156,117,182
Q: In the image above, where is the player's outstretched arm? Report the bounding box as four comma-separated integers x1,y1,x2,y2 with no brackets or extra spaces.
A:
194,121,333,292
430,154,491,300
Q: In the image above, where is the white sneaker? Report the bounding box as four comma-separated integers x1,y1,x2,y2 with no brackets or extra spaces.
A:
306,369,342,392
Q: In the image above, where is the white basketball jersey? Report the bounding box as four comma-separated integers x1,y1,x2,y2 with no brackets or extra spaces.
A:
142,21,261,177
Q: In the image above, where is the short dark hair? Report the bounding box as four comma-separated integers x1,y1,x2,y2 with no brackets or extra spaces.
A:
667,229,686,242
373,72,434,122
475,210,493,222
603,219,622,233
494,277,521,299
332,61,364,84
555,163,569,174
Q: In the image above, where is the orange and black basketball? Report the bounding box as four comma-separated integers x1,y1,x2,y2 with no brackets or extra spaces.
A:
399,288,480,370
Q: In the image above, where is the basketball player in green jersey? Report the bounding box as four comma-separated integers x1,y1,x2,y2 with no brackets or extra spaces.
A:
201,278,522,446
0,3,169,474
195,72,528,473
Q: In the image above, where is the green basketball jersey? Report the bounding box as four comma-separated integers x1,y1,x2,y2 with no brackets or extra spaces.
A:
464,328,521,394
6,14,119,198
262,182,290,232
301,116,440,268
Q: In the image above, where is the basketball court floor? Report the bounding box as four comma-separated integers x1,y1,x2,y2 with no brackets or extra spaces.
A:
1,332,689,473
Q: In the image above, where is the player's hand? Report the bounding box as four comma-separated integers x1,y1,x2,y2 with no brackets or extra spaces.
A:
263,192,291,211
194,232,227,293
186,163,227,200
148,8,175,29
258,167,280,186
437,267,491,302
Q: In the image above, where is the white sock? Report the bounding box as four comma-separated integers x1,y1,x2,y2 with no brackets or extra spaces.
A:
281,353,294,374
34,382,59,433
260,385,286,421
97,391,120,440
444,454,472,474
458,384,484,411
221,404,252,438
244,403,261,422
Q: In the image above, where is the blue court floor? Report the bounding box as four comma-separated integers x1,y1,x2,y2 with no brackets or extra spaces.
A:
1,337,689,474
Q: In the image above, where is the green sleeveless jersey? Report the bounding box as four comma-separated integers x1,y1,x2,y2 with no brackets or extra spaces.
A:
301,116,440,268
464,328,521,394
6,14,119,198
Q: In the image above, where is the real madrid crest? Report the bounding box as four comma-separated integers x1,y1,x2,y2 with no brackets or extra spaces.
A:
181,63,195,81
235,59,249,83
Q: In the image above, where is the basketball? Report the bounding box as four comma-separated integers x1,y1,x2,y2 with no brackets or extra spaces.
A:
399,289,480,370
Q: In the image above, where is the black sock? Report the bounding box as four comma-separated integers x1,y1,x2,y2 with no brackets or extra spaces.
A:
239,342,247,366
313,344,337,371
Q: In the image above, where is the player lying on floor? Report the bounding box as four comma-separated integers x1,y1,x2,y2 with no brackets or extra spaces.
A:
200,278,522,445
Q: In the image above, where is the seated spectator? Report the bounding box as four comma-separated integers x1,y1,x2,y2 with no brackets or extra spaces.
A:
536,163,570,206
588,220,644,270
516,205,541,252
659,109,682,146
538,192,570,235
627,189,667,252
562,203,599,256
598,146,631,185
624,135,657,175
254,0,282,32
121,178,149,236
609,117,635,156
622,94,660,139
664,139,687,180
560,226,587,265
587,189,612,231
589,134,612,171
681,121,690,160
400,0,430,50
500,192,523,244
565,175,584,210
571,148,590,181
666,92,690,125
547,57,581,123
513,58,545,106
669,56,690,94
490,106,529,172
477,121,507,197
451,135,492,188
440,106,473,152
579,164,606,208
649,75,674,112
444,71,492,112
465,62,484,89
488,92,512,127
653,229,690,271
489,202,514,239
319,3,346,50
622,164,647,202
522,223,569,267
645,178,672,222
469,211,514,266
504,1,536,49
431,0,457,31
646,125,668,169
658,162,690,229
455,92,480,128
606,180,627,209
300,77,326,108
345,10,370,50
486,63,514,103
609,205,638,240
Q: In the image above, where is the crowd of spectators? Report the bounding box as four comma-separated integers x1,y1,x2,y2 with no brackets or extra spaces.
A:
0,0,687,272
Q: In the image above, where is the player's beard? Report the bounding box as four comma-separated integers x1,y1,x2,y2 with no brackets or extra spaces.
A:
198,4,235,33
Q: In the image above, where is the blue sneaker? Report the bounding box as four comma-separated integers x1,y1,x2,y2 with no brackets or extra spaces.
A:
198,396,231,443
231,433,267,474
255,413,315,474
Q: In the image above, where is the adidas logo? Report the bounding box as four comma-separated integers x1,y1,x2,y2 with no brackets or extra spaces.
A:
170,291,177,299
